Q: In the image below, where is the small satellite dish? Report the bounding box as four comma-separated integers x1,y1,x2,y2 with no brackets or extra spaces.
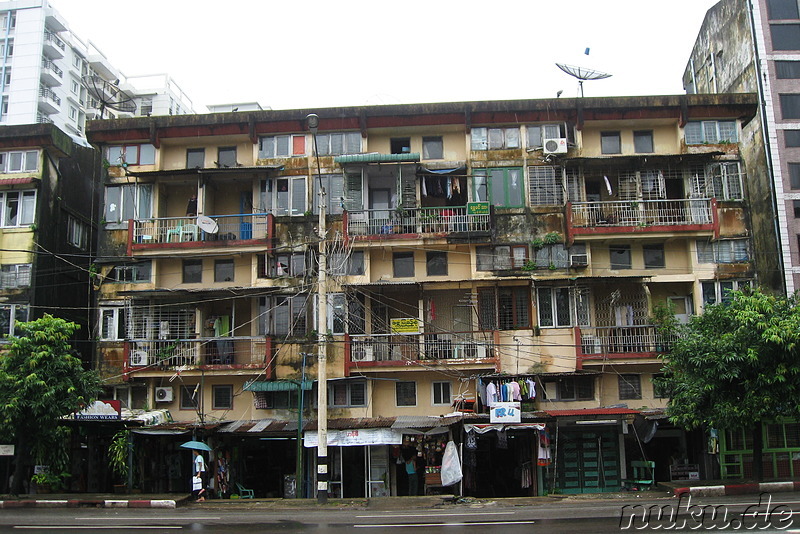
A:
196,215,219,234
555,63,612,97
82,75,137,118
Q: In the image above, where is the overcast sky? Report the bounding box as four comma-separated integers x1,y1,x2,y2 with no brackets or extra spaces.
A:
51,0,721,112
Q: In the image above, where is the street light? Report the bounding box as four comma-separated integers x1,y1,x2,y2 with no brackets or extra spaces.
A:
307,113,328,504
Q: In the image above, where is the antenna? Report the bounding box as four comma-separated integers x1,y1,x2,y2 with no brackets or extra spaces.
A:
82,75,137,118
555,63,612,97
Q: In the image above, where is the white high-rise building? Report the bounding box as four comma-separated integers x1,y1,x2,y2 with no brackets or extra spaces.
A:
0,0,195,140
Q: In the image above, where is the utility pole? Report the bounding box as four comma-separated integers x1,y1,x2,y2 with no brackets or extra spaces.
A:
307,113,328,504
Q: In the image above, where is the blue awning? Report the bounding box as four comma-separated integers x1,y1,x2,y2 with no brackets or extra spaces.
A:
334,153,420,164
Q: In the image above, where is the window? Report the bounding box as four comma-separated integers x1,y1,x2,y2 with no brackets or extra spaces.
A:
601,131,621,154
217,146,237,167
259,177,306,216
422,136,443,159
791,163,800,189
696,239,750,263
99,306,124,341
69,106,77,120
67,215,89,250
328,293,346,335
329,380,367,407
396,381,417,406
787,130,800,147
390,137,411,154
393,252,414,278
315,132,359,156
0,150,38,173
701,279,751,305
479,286,530,330
609,245,632,269
312,174,344,215
634,130,654,153
777,61,800,79
104,184,152,224
553,376,594,401
652,374,670,399
272,252,309,277
259,295,309,337
111,262,151,283
527,124,568,148
182,259,202,284
0,303,28,338
253,390,304,409
212,385,233,410
534,244,569,269
214,259,234,282
426,251,447,276
684,121,738,144
476,245,528,271
702,162,743,199
106,144,155,166
643,244,665,269
618,374,642,400
139,97,153,116
781,94,800,119
768,0,800,19
180,385,200,410
259,134,306,157
0,263,30,288
772,24,800,50
471,127,520,150
186,148,205,168
432,382,451,405
329,251,364,276
0,191,36,227
528,166,564,205
795,200,800,218
473,168,523,207
537,287,573,328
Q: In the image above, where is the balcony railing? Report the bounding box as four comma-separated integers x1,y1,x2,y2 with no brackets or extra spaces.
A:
132,214,268,245
346,206,490,237
350,332,495,363
570,199,712,228
38,86,61,106
578,325,670,356
41,58,63,78
43,31,66,52
128,337,267,368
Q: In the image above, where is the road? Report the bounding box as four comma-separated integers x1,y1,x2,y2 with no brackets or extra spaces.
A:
2,492,800,532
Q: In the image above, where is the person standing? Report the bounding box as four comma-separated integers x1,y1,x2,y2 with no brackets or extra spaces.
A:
405,457,418,496
193,450,207,502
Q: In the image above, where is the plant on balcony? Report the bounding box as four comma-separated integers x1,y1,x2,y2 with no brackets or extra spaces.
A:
521,260,537,271
543,232,562,245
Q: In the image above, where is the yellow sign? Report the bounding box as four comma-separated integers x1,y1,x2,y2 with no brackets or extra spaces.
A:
467,202,490,215
390,318,419,334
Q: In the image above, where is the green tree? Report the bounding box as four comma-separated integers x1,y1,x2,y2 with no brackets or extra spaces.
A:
657,288,800,481
0,315,101,495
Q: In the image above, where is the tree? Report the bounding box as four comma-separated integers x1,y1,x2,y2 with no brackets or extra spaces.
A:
657,288,800,481
0,315,101,495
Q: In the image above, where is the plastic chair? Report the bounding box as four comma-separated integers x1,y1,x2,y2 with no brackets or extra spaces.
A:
181,224,199,242
235,481,254,499
622,460,655,490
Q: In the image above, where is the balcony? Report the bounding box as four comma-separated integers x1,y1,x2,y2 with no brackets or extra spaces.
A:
42,31,65,59
568,198,716,237
345,331,498,374
130,213,271,252
577,325,670,361
127,337,267,370
40,58,63,86
37,86,61,114
345,206,491,240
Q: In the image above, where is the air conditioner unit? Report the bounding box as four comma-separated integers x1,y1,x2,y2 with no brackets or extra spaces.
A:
543,138,568,154
352,345,373,362
570,253,589,268
130,350,148,367
581,335,602,355
155,386,173,403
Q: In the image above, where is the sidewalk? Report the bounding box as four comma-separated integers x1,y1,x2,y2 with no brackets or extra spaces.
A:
0,493,190,509
658,479,800,497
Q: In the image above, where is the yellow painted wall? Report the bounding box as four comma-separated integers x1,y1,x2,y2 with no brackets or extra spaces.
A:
367,129,467,161
579,123,680,157
370,371,466,417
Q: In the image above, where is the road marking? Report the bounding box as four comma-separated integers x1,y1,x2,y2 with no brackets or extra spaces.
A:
357,512,515,518
80,517,222,520
355,520,535,528
15,527,182,530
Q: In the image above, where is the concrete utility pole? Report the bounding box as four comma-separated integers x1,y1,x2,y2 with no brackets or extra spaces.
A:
307,113,328,504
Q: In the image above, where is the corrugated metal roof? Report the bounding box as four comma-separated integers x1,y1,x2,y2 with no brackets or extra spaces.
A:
243,380,314,392
334,153,420,164
0,177,38,185
127,165,284,177
544,408,639,417
391,415,464,429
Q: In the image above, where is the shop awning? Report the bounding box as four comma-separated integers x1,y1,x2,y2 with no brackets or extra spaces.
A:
304,427,403,448
334,153,420,164
464,423,544,434
243,379,314,392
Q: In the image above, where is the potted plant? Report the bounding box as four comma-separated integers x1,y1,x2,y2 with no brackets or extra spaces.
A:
31,470,68,494
108,430,130,493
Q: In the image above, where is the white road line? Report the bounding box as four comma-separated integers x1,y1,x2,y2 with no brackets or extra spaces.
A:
79,517,222,520
355,520,536,528
15,527,182,530
357,512,515,518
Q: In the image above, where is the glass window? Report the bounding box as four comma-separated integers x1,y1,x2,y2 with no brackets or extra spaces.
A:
685,121,738,144
781,94,800,119
329,381,367,407
618,374,642,400
422,137,443,160
794,200,800,218
601,131,621,154
259,134,306,157
643,244,665,269
787,130,800,147
610,245,632,269
471,127,520,150
390,137,411,154
426,251,447,276
217,147,237,167
0,263,30,289
315,132,358,156
432,382,451,405
186,148,204,168
261,177,306,216
182,259,202,284
528,166,564,205
473,168,523,207
330,251,364,276
768,0,800,19
396,381,416,406
99,307,124,341
791,163,800,189
393,252,414,278
1,191,36,227
180,385,199,410
537,287,572,328
312,174,343,215
67,215,89,250
212,385,233,410
214,259,234,282
634,130,654,153
772,24,800,50
777,61,800,79
111,262,151,283
104,184,152,223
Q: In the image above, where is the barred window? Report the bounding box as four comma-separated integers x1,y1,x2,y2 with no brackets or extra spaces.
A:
618,374,642,400
528,166,563,205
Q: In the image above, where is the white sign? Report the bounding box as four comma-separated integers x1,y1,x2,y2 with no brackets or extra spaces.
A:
0,444,14,456
490,402,521,423
304,428,403,448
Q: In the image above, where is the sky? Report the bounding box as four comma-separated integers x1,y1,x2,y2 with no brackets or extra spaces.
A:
50,0,722,113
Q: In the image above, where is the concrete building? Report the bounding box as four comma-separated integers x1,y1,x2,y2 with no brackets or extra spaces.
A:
86,93,759,497
0,0,194,139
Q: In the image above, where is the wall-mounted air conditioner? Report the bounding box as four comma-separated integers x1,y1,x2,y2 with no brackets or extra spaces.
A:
543,138,568,154
130,350,148,367
155,386,173,402
570,253,589,268
581,335,602,355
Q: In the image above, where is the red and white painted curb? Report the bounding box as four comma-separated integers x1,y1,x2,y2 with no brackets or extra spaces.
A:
0,498,177,508
674,481,800,497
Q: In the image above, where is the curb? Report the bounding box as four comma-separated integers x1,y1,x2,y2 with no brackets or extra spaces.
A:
673,481,800,497
0,499,177,509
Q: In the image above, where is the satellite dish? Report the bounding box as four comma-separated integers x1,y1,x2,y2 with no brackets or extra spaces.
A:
82,75,137,118
555,63,612,97
196,215,219,234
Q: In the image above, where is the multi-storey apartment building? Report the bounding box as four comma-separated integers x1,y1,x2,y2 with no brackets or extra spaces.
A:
87,93,759,497
0,0,194,137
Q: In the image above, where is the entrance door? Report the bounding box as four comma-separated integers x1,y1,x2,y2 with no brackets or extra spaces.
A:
668,296,693,324
557,429,620,493
369,189,391,233
366,446,390,497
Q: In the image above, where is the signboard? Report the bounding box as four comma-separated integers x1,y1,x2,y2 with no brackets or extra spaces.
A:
490,402,521,423
390,318,419,334
74,400,122,421
0,445,14,456
304,428,403,448
467,202,490,215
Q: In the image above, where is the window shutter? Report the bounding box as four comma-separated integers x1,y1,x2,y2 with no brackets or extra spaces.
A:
400,168,416,208
343,170,363,210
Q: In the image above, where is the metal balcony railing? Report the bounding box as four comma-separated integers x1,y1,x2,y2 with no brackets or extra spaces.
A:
347,206,490,237
128,337,267,368
41,58,63,78
132,213,268,244
36,113,53,124
578,325,673,355
43,31,66,51
350,332,495,363
38,86,61,106
570,199,712,228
